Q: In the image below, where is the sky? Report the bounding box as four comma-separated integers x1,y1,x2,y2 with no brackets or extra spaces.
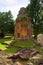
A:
0,0,30,20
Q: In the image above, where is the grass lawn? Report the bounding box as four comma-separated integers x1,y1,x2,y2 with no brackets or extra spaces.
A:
6,39,34,53
14,40,34,47
0,36,13,50
6,39,43,55
0,36,43,55
0,43,6,50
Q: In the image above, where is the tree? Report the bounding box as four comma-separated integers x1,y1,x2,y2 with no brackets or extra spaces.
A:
26,0,43,38
0,11,14,36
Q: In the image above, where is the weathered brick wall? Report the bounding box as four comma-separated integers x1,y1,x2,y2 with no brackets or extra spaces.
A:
14,17,32,40
14,7,32,40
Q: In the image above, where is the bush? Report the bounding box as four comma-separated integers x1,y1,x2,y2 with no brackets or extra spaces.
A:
17,15,26,19
0,32,4,38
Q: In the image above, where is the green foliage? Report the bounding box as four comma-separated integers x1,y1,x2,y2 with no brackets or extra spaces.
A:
17,15,28,25
26,0,43,37
21,21,28,25
0,10,14,35
17,15,26,19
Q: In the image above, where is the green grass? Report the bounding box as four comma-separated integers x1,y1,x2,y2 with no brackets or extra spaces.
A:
6,40,33,52
14,40,34,47
0,36,43,54
34,45,43,55
6,39,34,53
6,46,19,53
0,36,13,50
6,39,43,54
0,44,6,50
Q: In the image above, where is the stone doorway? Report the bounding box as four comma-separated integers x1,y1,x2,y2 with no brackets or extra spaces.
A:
17,33,20,38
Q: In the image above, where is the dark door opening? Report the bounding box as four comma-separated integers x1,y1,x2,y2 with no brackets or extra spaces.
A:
18,33,20,38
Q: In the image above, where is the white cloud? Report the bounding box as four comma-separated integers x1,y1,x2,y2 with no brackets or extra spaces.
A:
6,0,17,2
5,3,28,19
0,0,29,20
0,0,18,6
5,6,20,19
5,0,18,5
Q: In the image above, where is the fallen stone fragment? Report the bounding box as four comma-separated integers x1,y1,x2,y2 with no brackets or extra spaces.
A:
36,59,43,65
29,54,43,64
26,62,33,65
7,51,20,59
7,47,39,60
37,34,43,46
19,53,29,60
30,54,42,60
13,61,23,65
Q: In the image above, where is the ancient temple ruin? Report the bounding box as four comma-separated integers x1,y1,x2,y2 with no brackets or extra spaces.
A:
14,7,32,40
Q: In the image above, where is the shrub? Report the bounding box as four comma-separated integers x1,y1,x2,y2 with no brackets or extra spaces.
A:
0,32,4,38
